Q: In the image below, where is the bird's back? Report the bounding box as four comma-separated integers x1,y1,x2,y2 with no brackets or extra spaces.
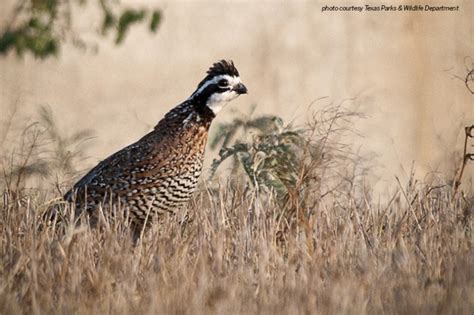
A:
65,102,213,227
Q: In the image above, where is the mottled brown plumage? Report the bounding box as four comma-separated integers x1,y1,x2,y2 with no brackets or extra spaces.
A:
63,60,247,227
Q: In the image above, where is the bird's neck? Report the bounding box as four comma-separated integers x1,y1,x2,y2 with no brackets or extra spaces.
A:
145,101,212,155
153,100,214,134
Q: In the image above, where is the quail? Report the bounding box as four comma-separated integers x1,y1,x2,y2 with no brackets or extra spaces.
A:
63,60,247,227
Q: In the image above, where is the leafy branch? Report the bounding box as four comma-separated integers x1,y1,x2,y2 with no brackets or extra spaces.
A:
0,0,162,58
211,115,304,198
210,104,365,214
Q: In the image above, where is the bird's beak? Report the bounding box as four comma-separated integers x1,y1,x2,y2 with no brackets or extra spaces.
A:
233,82,248,94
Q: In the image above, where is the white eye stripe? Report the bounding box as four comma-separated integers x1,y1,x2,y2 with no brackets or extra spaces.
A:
192,74,240,96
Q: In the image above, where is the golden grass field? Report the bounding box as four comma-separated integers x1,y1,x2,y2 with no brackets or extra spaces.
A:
1,164,474,314
0,181,473,314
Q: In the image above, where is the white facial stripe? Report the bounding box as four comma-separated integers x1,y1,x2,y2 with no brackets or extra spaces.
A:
192,74,241,97
206,89,240,115
223,75,241,87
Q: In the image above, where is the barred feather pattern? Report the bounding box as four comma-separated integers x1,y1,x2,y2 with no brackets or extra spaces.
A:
65,101,214,227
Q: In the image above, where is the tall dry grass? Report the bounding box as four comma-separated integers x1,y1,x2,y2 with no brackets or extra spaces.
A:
0,105,473,314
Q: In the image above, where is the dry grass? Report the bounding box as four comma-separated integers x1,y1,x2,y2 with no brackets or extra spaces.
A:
0,179,473,314
0,108,473,314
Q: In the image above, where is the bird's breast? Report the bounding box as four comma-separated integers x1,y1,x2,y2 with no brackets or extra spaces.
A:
123,117,211,221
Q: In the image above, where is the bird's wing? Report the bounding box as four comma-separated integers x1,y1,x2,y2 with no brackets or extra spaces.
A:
64,132,168,200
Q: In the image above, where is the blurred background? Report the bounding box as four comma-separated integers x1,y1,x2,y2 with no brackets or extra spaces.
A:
0,0,472,194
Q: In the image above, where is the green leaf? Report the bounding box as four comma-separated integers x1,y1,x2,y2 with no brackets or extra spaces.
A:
149,10,161,33
0,30,17,55
210,143,249,177
115,9,146,45
101,10,116,35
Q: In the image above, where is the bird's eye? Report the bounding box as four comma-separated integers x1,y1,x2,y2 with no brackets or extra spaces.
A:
217,79,228,87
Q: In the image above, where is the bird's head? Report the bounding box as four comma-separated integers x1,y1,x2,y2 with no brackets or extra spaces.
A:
190,60,247,115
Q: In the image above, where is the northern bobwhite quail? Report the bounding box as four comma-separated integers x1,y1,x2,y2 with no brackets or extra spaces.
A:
63,60,247,227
